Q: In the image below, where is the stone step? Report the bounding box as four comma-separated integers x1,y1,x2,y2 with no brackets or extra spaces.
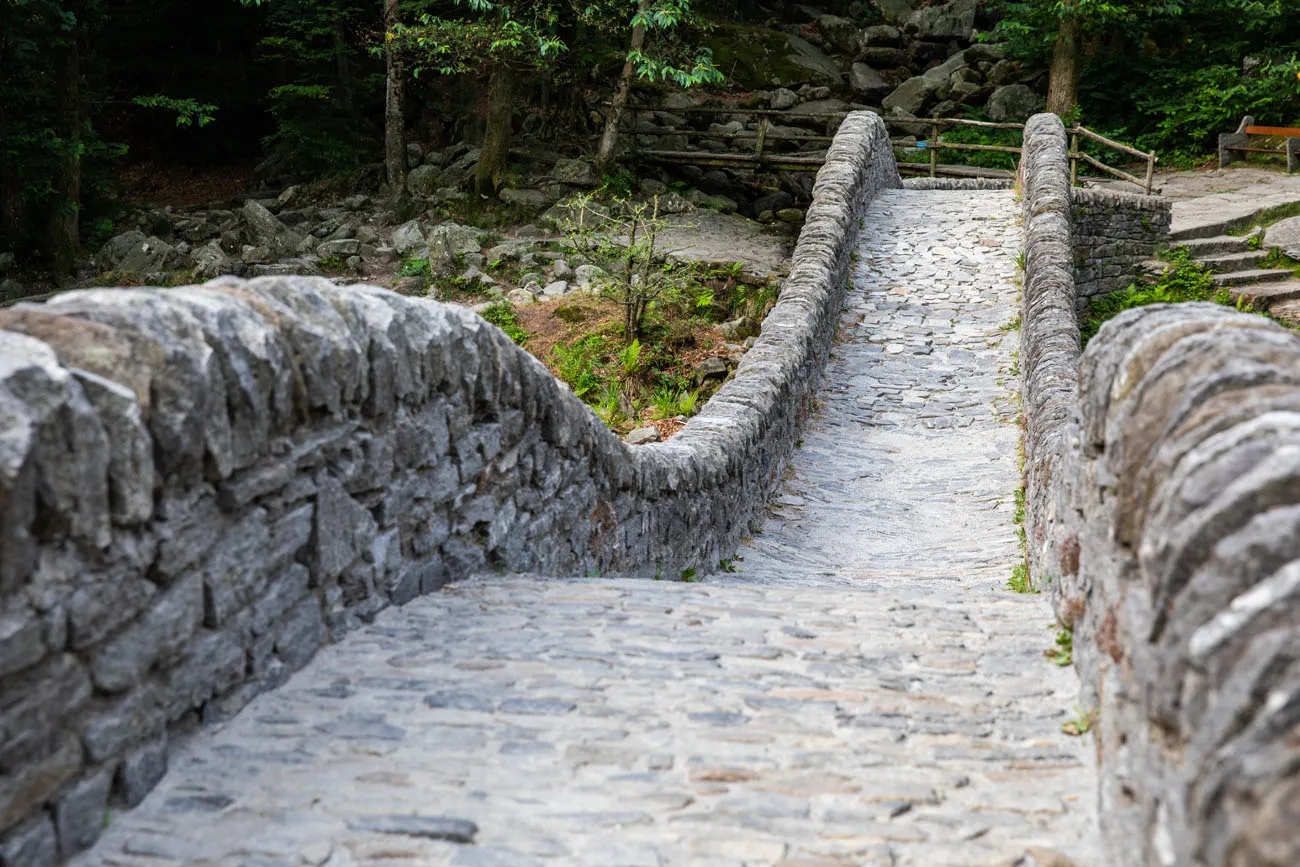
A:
1263,296,1300,325
1212,268,1297,288
1179,232,1262,256
1229,280,1300,309
1199,250,1270,273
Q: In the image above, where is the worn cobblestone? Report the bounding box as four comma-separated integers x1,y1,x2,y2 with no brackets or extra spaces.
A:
75,191,1099,867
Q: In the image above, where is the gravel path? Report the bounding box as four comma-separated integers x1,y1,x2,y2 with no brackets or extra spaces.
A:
78,191,1100,867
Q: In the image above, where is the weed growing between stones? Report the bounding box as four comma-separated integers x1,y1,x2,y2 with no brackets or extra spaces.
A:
1062,706,1098,737
1046,624,1074,667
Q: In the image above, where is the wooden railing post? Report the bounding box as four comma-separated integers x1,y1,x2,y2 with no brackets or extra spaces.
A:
1145,151,1156,196
1070,132,1080,187
930,123,938,178
755,116,768,164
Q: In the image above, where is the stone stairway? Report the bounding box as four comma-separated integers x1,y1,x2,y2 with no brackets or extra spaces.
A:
76,191,1099,867
1165,224,1300,323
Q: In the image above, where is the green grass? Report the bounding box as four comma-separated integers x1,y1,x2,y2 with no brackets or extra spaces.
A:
1062,705,1098,737
480,301,527,345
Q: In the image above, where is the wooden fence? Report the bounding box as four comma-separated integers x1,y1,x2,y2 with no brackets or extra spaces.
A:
628,107,1159,195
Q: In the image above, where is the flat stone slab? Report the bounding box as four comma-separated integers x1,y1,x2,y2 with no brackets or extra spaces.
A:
659,211,794,280
1265,214,1300,258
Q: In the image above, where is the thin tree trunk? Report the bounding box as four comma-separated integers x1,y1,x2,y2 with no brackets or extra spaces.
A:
334,2,355,115
383,0,406,198
1046,9,1082,119
0,93,23,252
474,64,514,196
49,32,80,276
596,0,649,176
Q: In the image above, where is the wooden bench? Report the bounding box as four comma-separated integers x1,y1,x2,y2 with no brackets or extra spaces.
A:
1220,116,1300,173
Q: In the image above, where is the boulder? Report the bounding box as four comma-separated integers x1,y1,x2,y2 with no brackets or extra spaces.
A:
390,220,426,256
317,239,360,259
882,76,937,116
96,230,183,275
720,316,759,341
406,164,442,198
542,280,569,298
816,14,859,55
989,59,1021,87
506,288,536,306
770,88,800,110
406,142,423,169
859,46,905,67
905,0,978,42
0,278,24,302
850,64,892,102
860,25,902,47
876,0,922,25
626,427,660,446
964,43,1007,64
0,251,14,273
190,241,234,281
986,84,1044,122
786,34,842,83
754,191,795,215
1265,216,1300,258
240,201,302,255
551,158,597,187
694,356,729,385
499,188,549,209
427,222,482,256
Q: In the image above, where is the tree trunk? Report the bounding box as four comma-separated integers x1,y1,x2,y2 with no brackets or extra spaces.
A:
383,0,406,198
1046,9,1082,119
596,0,649,176
474,64,514,197
334,2,355,116
0,92,23,253
49,32,80,276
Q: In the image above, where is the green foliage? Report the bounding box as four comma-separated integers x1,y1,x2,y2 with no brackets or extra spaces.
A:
481,301,528,344
598,171,636,199
619,338,643,377
255,0,381,180
1062,705,1099,736
650,386,699,419
1007,562,1037,593
1081,247,1222,345
552,332,608,398
319,254,348,272
1046,625,1074,667
130,95,218,128
399,257,431,278
562,193,698,342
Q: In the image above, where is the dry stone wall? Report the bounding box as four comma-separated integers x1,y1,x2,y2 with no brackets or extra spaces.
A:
1073,187,1171,306
0,112,901,863
1019,113,1300,866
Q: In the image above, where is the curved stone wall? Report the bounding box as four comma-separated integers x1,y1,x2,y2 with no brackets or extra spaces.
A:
0,112,900,859
1019,111,1300,866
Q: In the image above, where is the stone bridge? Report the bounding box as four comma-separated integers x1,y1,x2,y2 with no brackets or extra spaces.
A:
0,113,1293,867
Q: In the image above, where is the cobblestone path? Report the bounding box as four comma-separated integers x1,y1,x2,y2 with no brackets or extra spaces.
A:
79,191,1100,867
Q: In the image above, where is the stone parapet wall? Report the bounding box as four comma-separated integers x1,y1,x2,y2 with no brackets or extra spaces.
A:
902,177,1014,191
1016,113,1081,590
0,113,902,863
1072,187,1171,305
1019,111,1300,866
